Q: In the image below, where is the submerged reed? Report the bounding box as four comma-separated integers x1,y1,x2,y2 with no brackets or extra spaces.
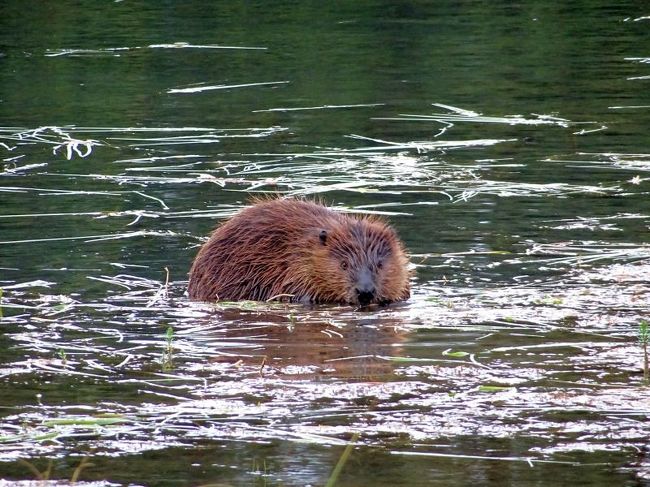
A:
162,326,175,371
325,433,360,487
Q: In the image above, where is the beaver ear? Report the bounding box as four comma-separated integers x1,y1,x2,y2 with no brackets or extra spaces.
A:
319,230,327,246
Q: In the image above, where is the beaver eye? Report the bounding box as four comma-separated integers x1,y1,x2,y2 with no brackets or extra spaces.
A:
340,261,348,270
377,261,383,269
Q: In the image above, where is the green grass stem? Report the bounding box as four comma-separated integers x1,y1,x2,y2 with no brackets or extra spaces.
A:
325,433,359,487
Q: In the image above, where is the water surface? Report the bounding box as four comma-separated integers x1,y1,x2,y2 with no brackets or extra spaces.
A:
1,1,650,485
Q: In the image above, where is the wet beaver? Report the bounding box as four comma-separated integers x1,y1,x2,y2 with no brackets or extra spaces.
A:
187,198,411,306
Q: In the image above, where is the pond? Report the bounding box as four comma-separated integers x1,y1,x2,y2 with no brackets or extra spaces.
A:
1,1,650,485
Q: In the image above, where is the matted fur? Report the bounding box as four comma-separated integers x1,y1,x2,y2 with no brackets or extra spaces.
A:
187,198,410,305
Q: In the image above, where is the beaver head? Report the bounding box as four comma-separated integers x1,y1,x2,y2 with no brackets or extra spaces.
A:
307,217,410,306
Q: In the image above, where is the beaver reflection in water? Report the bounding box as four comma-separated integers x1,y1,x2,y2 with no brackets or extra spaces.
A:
187,199,411,306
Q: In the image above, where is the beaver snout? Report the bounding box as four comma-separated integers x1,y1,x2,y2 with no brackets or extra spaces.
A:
356,288,376,306
355,266,377,305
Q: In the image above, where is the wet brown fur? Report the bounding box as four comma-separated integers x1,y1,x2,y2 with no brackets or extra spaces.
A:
187,198,411,305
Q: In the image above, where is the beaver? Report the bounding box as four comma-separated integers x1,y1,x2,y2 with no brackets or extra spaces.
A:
187,198,410,306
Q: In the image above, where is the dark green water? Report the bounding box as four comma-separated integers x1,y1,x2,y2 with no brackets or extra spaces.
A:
2,1,650,486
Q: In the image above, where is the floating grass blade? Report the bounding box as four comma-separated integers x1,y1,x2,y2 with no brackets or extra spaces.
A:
640,320,649,382
443,349,470,358
168,80,290,94
478,385,515,393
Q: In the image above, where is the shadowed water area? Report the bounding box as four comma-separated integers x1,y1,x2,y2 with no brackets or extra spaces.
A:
1,1,650,485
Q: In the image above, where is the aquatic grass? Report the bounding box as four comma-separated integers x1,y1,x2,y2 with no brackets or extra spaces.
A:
106,126,286,145
1,306,649,462
87,273,172,292
2,101,650,474
88,145,622,200
0,185,169,209
162,326,175,372
0,126,101,159
0,431,59,444
639,321,649,382
374,102,573,127
0,229,176,246
450,179,622,202
478,385,515,393
71,457,93,483
5,132,514,198
0,125,286,154
146,42,267,50
168,80,290,94
0,207,170,228
44,42,268,57
539,213,648,232
16,457,94,483
3,120,617,202
253,102,385,113
17,459,54,482
548,152,650,172
442,349,470,358
324,432,359,487
205,299,295,312
1,415,130,448
147,267,171,308
534,295,564,306
516,241,650,267
389,450,586,467
43,416,129,427
57,349,67,364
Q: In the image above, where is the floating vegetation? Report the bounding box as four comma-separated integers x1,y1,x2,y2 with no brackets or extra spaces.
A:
44,42,267,57
549,151,650,173
0,126,101,159
253,102,385,113
0,229,176,246
375,102,572,127
0,260,647,463
375,103,611,137
0,125,286,157
2,98,649,483
3,2,650,482
518,241,650,267
640,321,649,382
539,213,648,232
1,113,622,206
161,326,174,371
442,349,470,358
167,80,290,94
477,385,515,393
451,179,622,202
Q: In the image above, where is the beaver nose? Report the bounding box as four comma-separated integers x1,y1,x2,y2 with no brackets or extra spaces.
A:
355,266,375,305
356,288,375,306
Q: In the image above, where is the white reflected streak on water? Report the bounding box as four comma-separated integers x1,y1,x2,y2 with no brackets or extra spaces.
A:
45,43,267,57
168,80,290,94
